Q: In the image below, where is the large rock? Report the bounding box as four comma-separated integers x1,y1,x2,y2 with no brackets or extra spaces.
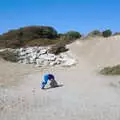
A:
55,57,64,64
25,47,34,53
40,49,47,54
49,61,57,66
43,60,50,66
19,51,27,56
22,59,30,64
29,57,36,64
19,55,27,60
36,59,45,67
39,54,56,61
47,54,56,61
30,52,37,60
62,59,76,66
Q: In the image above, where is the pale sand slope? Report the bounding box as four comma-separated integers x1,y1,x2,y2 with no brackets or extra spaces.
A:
1,36,120,120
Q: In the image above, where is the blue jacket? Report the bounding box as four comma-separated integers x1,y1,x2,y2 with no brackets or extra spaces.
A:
42,74,54,84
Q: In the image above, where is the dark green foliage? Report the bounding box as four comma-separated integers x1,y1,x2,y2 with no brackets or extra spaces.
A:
65,31,81,40
100,65,120,75
0,26,58,48
102,29,112,37
0,26,58,41
57,33,64,38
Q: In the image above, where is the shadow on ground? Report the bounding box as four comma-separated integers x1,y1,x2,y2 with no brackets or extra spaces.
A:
44,84,64,90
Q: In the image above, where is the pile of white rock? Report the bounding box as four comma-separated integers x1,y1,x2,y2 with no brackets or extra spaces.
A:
14,46,76,67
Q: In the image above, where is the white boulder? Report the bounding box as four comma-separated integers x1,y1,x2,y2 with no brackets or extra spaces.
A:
62,59,76,66
43,60,50,66
49,61,57,66
40,49,47,54
36,59,44,67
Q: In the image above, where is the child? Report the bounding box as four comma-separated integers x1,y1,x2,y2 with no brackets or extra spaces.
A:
40,74,57,89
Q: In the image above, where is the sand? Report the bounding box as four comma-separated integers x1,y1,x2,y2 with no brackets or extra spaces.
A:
1,36,120,120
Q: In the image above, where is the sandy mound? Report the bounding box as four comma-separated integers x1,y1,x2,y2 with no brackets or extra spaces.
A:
68,36,120,69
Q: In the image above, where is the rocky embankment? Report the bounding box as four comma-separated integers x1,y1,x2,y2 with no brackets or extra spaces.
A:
0,46,76,67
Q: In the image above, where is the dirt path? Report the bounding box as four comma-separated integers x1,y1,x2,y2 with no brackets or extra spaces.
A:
1,37,120,120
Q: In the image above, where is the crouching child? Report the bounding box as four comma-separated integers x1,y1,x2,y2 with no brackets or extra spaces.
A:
40,74,58,89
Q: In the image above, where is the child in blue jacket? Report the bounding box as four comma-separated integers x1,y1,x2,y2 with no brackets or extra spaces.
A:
40,74,57,89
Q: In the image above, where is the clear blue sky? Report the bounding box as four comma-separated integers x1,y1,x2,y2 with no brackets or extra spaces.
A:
0,0,120,35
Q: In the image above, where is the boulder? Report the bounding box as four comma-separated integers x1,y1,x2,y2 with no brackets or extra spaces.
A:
22,59,29,64
62,59,76,66
19,51,27,56
40,49,47,54
47,54,56,61
25,47,33,53
29,57,36,64
43,60,50,66
36,59,44,67
49,61,57,66
19,55,27,60
39,54,56,61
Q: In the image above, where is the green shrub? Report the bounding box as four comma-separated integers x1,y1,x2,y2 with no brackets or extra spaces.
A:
57,33,64,38
102,29,112,37
0,26,58,48
87,30,102,37
100,64,120,75
0,26,58,41
65,31,81,40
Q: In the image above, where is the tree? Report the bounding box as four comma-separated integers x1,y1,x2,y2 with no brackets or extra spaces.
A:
102,29,112,37
65,31,81,40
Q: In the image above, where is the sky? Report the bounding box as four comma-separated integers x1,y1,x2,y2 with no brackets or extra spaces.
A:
0,0,120,35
